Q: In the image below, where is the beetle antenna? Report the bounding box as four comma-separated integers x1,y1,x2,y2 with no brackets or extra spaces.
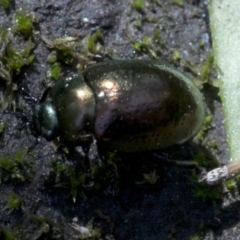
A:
19,85,38,103
39,87,51,102
18,73,39,103
107,168,119,196
81,146,94,188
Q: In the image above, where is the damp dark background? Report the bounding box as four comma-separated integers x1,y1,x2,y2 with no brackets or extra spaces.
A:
0,1,240,239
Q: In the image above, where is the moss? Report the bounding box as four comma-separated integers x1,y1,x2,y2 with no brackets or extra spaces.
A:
225,175,240,190
189,170,222,202
134,19,142,28
133,36,158,59
42,30,104,72
69,219,101,239
68,168,86,202
198,40,205,49
1,227,15,240
193,149,217,169
210,140,218,149
0,0,11,8
153,28,164,46
4,40,35,75
87,30,104,55
167,227,177,239
47,51,57,64
172,0,183,7
87,36,95,52
5,192,21,212
142,36,151,45
0,150,26,182
29,215,62,239
225,179,237,190
0,121,4,133
13,11,34,37
42,34,97,68
132,0,144,11
190,236,200,240
46,63,62,80
196,114,213,142
0,26,35,109
51,160,87,202
199,54,215,83
142,169,159,184
172,49,181,63
133,41,142,52
193,184,221,202
42,36,78,64
93,29,102,40
91,152,122,191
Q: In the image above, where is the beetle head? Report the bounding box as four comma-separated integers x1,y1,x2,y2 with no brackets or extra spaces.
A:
31,102,60,141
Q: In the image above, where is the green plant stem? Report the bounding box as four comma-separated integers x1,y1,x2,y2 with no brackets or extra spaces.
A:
209,0,240,161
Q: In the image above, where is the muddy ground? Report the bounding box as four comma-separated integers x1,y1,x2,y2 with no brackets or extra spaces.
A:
1,0,240,239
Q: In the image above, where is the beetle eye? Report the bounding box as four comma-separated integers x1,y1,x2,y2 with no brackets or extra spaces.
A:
43,130,56,141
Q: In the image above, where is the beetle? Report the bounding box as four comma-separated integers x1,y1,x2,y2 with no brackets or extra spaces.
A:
30,60,205,185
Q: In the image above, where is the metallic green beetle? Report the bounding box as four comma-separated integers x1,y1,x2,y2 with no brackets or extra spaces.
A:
31,60,205,154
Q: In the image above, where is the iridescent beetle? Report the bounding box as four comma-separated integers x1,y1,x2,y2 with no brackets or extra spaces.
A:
30,60,205,186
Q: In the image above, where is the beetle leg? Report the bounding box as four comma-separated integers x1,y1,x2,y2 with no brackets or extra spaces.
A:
107,167,119,196
76,145,94,188
19,84,38,103
84,135,102,187
88,136,101,165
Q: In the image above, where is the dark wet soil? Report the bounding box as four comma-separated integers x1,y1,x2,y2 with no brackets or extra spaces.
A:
1,1,240,240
